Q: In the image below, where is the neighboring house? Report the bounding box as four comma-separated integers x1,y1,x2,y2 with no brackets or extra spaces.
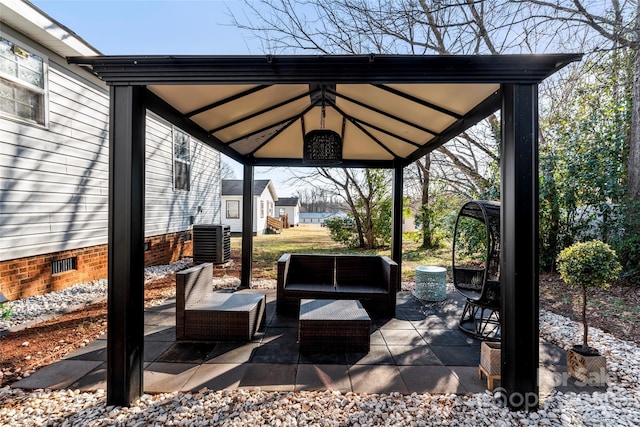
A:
275,197,300,227
403,215,417,232
221,179,278,234
299,212,344,224
0,0,221,300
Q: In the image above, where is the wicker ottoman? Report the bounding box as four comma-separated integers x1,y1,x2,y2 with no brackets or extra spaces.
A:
182,293,266,341
298,299,371,353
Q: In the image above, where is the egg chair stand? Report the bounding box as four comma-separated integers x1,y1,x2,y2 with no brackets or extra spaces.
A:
453,200,501,341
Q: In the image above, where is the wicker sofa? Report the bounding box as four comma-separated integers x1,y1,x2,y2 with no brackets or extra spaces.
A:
276,253,398,317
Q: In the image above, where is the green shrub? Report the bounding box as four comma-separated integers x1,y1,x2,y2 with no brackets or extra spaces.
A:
556,240,622,290
0,302,13,320
454,216,488,264
611,199,640,284
324,216,360,248
556,240,622,353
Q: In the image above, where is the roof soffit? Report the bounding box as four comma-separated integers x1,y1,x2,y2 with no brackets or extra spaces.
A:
0,0,99,57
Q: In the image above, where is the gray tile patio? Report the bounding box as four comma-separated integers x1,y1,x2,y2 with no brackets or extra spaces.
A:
12,289,599,396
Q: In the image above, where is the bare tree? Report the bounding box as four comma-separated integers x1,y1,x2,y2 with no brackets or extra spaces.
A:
230,1,639,262
405,154,438,247
230,0,520,246
231,0,540,55
289,167,392,248
295,186,341,212
220,159,238,180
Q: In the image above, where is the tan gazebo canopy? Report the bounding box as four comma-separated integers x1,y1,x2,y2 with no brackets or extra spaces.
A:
72,54,577,168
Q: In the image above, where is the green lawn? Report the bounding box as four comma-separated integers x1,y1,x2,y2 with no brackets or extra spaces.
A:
230,224,451,281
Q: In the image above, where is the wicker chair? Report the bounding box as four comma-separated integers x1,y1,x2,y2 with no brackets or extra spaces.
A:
176,263,266,341
453,200,501,340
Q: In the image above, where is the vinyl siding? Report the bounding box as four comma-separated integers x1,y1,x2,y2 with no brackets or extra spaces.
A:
144,115,221,237
1,44,221,261
0,59,110,260
278,206,300,226
221,195,245,233
221,191,274,234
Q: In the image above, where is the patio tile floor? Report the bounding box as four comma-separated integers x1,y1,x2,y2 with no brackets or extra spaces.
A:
295,364,352,392
182,363,248,391
12,289,596,396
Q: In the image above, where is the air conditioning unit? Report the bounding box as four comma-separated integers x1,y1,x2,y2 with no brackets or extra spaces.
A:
193,224,231,264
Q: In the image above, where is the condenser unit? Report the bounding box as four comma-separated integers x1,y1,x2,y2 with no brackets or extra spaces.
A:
193,224,231,264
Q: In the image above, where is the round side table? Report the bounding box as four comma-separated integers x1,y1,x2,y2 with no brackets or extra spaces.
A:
414,266,447,301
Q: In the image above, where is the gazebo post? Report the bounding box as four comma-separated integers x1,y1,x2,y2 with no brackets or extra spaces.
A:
107,85,146,406
392,161,403,288
240,164,254,289
500,83,540,411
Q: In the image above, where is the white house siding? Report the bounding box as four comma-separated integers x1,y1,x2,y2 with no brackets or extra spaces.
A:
277,205,299,226
0,32,221,263
256,193,271,234
1,55,110,262
402,216,417,232
293,208,300,225
221,195,244,233
145,114,221,238
222,192,274,234
222,195,263,234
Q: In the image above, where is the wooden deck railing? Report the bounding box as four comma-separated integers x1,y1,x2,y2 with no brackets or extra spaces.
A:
266,216,283,233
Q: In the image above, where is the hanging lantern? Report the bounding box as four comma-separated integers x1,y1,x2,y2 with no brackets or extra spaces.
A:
303,88,342,165
303,129,343,165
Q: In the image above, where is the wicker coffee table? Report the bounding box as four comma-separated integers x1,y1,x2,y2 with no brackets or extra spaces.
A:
298,299,371,353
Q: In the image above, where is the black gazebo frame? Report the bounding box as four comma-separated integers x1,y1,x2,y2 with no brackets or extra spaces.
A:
68,54,581,410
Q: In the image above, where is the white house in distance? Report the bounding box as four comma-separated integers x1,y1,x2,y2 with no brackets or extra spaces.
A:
0,0,221,300
403,215,417,232
275,197,300,227
300,212,344,224
221,179,278,235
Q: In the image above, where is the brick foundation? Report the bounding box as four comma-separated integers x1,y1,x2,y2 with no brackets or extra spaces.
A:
144,231,193,267
0,245,108,301
0,231,192,301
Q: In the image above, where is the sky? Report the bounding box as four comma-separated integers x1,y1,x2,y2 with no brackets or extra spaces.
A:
30,0,302,196
31,0,263,55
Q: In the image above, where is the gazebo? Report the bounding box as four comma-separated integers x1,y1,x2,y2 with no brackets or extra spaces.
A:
69,54,581,410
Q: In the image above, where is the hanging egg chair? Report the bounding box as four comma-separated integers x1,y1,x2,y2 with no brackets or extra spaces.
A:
452,200,501,340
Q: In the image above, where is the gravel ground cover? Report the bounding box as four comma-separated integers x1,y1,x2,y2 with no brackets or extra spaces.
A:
1,332,639,427
1,261,639,426
0,259,193,332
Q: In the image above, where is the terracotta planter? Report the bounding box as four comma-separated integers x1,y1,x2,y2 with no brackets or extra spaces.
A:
566,347,607,387
479,341,501,389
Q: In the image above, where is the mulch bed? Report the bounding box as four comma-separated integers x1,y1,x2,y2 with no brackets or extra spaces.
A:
539,272,640,344
0,275,175,387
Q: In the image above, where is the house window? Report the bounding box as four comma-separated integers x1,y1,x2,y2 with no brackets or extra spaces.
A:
279,208,286,216
173,128,190,191
226,200,239,219
0,37,46,125
260,201,265,218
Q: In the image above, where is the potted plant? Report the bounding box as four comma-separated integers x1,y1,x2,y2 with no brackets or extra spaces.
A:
556,240,622,386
